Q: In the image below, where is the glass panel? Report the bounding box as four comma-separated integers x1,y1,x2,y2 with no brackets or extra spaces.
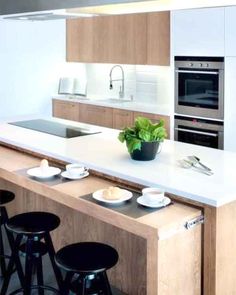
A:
178,71,219,109
178,127,218,149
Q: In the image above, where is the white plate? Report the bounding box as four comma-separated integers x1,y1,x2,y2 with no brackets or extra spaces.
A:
61,171,89,180
27,167,61,179
137,196,171,208
92,188,133,204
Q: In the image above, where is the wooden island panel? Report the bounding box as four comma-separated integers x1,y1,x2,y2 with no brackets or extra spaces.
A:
0,146,202,295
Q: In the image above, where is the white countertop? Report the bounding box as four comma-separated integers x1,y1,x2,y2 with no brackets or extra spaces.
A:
53,95,171,116
0,116,235,207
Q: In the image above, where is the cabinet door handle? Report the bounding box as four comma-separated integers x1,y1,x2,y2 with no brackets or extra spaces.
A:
175,70,219,75
175,127,218,137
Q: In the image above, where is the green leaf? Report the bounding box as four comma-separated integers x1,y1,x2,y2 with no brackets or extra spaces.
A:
118,131,125,143
118,116,167,154
152,127,167,141
135,117,151,131
138,129,152,141
126,138,141,153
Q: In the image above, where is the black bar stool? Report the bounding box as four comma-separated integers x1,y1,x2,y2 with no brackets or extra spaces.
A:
55,242,119,295
1,211,64,295
0,189,15,278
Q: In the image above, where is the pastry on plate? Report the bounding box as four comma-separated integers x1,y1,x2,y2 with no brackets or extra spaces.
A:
40,159,49,172
102,187,123,200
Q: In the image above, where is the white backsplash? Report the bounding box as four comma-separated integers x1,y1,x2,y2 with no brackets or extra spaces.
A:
63,63,171,105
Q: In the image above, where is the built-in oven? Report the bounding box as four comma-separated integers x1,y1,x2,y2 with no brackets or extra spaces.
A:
174,115,224,149
175,56,224,120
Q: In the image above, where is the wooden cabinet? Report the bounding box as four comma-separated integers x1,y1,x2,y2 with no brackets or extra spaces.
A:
66,18,94,62
107,14,147,65
52,100,170,136
66,12,169,65
52,99,79,121
79,104,113,127
113,109,134,130
147,12,170,65
133,111,170,139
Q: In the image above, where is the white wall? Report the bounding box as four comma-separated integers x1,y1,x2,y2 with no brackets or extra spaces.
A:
0,19,66,120
85,63,171,105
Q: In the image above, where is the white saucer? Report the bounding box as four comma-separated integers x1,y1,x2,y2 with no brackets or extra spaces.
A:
61,171,89,180
137,196,171,208
27,167,61,179
92,189,133,204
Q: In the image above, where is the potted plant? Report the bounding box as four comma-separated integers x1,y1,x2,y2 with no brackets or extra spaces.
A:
118,116,167,161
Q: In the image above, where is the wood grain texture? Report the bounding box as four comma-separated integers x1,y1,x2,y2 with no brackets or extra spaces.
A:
0,146,203,295
79,104,113,127
147,12,170,66
0,179,146,295
66,18,94,63
158,225,201,295
66,12,169,66
107,14,147,65
113,108,134,130
52,99,80,122
215,202,236,295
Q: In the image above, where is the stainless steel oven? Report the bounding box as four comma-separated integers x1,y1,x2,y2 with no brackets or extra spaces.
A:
175,56,224,120
174,115,224,149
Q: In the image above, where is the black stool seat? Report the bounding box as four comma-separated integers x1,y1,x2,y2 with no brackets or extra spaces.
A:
1,211,63,295
6,211,60,235
55,242,118,273
55,242,119,295
0,190,15,206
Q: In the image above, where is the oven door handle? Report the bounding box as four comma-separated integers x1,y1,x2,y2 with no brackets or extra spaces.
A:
175,70,219,75
175,127,218,137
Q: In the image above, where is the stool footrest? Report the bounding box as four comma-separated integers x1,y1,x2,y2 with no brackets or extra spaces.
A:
9,285,61,295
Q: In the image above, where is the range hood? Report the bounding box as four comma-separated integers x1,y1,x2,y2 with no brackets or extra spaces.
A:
0,0,137,20
1,0,236,21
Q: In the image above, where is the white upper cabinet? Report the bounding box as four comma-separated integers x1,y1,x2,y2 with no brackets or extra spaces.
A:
171,8,225,56
225,7,236,56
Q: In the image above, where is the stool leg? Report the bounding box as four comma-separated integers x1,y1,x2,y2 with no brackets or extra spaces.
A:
1,206,9,221
0,206,8,277
100,271,113,295
77,275,87,295
64,272,74,295
1,234,24,295
0,224,7,277
44,232,64,291
36,256,44,295
24,237,34,295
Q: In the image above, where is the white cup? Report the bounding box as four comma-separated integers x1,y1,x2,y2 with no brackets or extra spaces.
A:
66,164,86,177
142,187,165,204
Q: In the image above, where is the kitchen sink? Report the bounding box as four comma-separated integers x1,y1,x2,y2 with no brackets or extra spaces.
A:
98,98,132,104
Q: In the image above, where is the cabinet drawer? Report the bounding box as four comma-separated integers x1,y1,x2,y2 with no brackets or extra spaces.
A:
79,104,113,128
52,100,79,122
113,109,134,130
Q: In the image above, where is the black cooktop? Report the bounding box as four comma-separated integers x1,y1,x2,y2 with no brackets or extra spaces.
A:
9,119,101,138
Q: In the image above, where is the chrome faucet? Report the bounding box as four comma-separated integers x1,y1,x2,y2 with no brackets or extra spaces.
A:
109,65,124,99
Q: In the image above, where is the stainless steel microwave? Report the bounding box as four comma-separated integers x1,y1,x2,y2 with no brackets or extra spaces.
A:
175,57,224,120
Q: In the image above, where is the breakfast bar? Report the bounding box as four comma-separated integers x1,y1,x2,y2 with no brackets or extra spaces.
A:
0,117,236,295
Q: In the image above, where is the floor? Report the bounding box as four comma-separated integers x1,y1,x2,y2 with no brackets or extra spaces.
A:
0,226,124,295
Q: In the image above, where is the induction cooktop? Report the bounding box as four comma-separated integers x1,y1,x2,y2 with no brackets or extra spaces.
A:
9,119,101,138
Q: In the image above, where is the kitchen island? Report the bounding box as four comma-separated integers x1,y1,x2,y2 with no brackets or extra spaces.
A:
0,117,236,295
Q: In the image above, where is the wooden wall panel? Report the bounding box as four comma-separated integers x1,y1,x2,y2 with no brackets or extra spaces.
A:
1,179,146,295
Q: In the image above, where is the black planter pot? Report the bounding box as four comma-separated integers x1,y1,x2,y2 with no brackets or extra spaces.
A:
130,141,160,161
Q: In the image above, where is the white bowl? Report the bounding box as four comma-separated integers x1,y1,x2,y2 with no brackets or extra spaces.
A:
142,187,165,204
